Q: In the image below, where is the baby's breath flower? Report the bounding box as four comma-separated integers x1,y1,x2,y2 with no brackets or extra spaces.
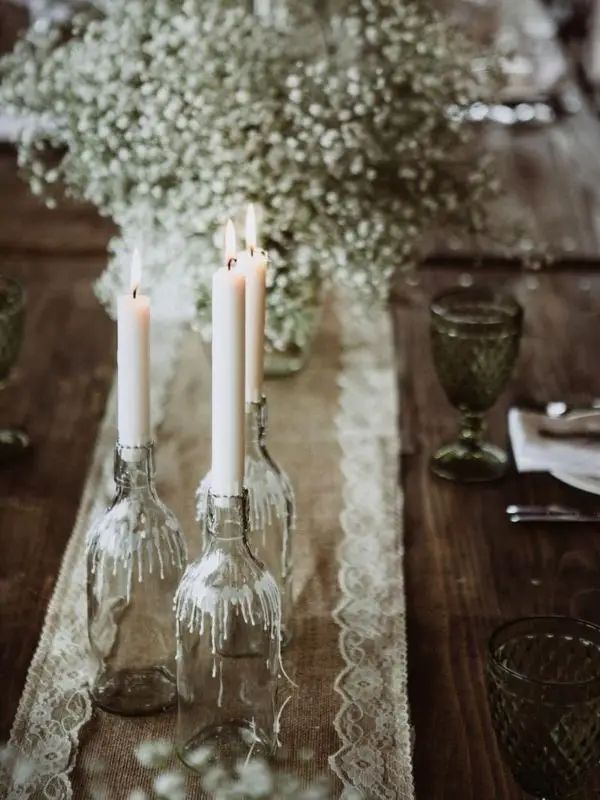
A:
153,770,186,800
0,0,505,347
134,739,173,769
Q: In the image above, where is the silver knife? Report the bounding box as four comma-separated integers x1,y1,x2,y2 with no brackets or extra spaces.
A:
506,504,600,523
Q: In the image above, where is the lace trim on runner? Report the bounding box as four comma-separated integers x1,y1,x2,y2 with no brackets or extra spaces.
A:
330,297,415,800
1,324,184,800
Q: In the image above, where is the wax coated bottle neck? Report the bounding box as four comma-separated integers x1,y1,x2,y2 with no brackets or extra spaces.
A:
114,442,156,493
245,397,268,452
206,490,251,550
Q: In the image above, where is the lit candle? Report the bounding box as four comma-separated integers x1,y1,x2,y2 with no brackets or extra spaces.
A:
117,248,150,447
236,204,267,403
211,220,246,496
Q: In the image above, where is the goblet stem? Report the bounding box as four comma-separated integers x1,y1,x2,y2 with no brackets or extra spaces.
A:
458,412,485,451
431,409,508,482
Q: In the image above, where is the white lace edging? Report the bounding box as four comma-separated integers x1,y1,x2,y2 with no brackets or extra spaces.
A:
0,324,184,800
329,296,415,800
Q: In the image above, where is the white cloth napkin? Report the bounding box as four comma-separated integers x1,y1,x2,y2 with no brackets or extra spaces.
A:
508,408,600,474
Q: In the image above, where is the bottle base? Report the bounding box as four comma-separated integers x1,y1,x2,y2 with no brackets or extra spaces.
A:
177,721,273,771
91,666,176,716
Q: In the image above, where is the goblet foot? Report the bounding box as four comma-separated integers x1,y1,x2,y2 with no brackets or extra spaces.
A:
91,666,176,716
0,427,30,462
430,440,508,482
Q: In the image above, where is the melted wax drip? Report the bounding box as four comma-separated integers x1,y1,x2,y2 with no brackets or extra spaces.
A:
175,561,285,680
196,461,295,579
87,500,186,603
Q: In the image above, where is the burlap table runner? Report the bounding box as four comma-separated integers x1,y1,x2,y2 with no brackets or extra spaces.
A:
2,297,414,800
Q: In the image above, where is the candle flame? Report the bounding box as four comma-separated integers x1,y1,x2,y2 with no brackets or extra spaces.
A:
225,218,237,269
130,247,142,298
245,203,257,253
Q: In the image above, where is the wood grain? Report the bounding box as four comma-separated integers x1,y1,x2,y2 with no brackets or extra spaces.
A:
0,2,27,56
0,157,114,736
397,269,600,799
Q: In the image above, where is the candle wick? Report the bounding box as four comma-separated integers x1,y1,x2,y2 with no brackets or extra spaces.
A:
227,257,237,270
132,286,138,299
250,246,255,257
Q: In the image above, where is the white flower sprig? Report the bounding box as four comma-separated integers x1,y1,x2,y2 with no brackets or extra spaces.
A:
1,0,505,339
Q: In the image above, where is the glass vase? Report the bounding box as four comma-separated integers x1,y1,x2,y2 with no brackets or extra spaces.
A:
196,398,295,645
264,289,323,377
193,259,324,378
175,490,282,768
86,442,187,715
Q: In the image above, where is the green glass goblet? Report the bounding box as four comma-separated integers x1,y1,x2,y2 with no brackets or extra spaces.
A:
430,286,522,482
0,276,29,459
487,617,600,799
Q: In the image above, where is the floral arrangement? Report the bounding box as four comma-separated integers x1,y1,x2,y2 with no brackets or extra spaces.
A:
1,737,355,799
0,0,500,349
128,738,343,800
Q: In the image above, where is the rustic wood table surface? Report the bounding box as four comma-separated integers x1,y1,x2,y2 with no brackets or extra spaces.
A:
2,15,600,799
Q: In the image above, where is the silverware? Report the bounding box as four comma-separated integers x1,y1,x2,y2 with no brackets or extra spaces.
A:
507,504,600,523
538,428,600,441
531,399,600,440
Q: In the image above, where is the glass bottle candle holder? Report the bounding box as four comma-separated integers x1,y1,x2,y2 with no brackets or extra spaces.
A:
175,489,282,769
196,396,295,645
87,441,187,715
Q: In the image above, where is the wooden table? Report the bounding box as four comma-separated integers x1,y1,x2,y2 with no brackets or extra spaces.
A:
397,268,600,799
2,115,600,797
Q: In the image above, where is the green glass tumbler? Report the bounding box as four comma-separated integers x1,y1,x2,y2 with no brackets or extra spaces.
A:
487,617,600,799
430,286,522,482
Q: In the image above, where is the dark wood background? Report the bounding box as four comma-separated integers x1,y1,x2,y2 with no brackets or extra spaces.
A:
397,269,600,799
3,3,600,797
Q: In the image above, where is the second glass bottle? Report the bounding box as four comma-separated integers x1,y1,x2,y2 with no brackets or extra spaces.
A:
176,490,281,766
197,396,295,645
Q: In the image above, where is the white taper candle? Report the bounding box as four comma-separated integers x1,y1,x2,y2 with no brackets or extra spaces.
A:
211,220,246,496
237,204,267,403
117,248,151,447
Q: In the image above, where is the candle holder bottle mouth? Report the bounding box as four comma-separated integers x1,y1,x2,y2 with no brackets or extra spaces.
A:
114,440,156,488
205,488,250,543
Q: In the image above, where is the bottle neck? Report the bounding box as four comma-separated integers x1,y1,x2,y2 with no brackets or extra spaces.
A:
206,490,251,552
114,442,156,494
245,396,268,453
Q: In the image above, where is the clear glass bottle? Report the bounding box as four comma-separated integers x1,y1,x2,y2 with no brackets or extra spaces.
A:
196,397,295,645
175,490,281,769
87,442,187,715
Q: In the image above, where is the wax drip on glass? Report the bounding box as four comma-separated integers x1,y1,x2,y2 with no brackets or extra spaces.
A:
88,484,186,605
86,249,187,716
175,504,283,665
175,490,290,768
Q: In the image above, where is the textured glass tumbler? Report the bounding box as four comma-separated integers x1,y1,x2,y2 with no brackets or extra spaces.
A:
487,617,600,799
87,442,187,715
430,286,522,482
0,276,29,459
176,490,281,770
